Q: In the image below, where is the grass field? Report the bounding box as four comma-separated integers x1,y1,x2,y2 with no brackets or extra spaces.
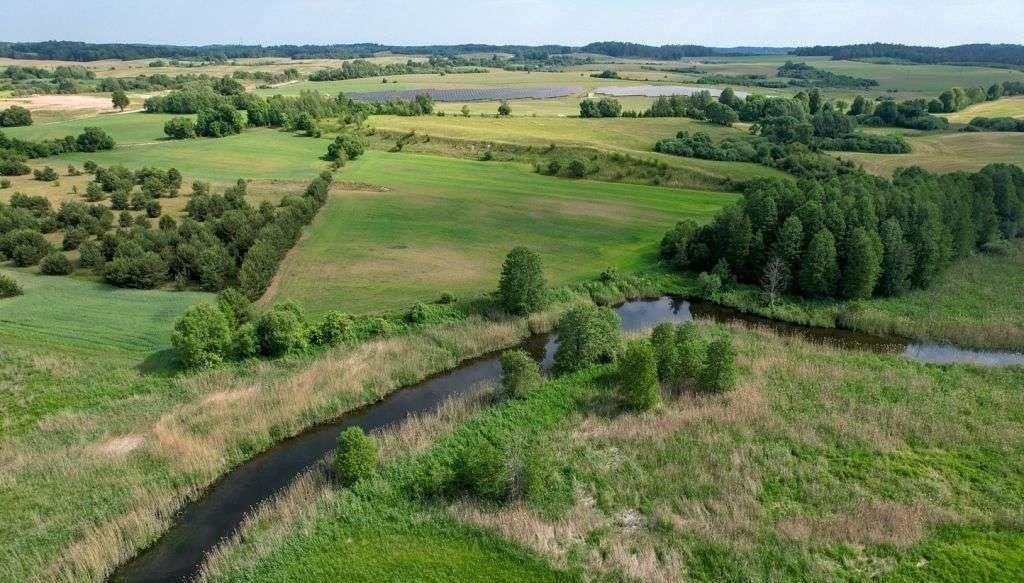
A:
199,322,1024,582
2,112,184,145
268,151,737,314
944,95,1024,123
843,131,1024,175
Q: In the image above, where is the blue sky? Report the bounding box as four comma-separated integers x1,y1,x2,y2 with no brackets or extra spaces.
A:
2,0,1022,47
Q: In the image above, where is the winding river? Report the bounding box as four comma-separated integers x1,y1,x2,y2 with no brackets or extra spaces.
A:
108,296,1024,583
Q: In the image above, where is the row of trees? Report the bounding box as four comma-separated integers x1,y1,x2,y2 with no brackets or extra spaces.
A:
661,164,1024,301
308,58,484,81
776,61,878,88
0,128,115,176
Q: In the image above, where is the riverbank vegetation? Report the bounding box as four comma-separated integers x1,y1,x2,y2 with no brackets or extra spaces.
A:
196,316,1024,582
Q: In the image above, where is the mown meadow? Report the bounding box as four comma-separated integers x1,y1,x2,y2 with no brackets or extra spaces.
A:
268,151,737,314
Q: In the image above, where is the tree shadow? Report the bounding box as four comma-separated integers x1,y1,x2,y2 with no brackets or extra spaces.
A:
136,348,183,377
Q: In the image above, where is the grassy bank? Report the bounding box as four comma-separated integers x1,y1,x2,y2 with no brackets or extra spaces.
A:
196,320,1024,582
1,271,618,582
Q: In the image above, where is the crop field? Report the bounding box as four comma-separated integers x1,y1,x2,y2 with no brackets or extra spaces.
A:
267,151,737,314
842,131,1024,175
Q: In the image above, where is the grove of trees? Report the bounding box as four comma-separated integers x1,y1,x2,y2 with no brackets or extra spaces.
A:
661,163,1024,301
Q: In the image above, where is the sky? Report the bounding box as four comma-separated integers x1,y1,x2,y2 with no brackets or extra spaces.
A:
1,0,1022,47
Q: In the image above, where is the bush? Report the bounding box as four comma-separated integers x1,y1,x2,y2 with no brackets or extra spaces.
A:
1,105,33,127
499,349,542,398
700,335,737,393
650,322,680,383
77,240,104,269
0,273,22,298
498,247,547,315
325,133,366,161
145,199,162,218
216,287,253,327
39,251,73,275
231,322,259,359
75,127,115,152
103,246,166,289
334,427,377,487
0,179,10,189
33,166,59,181
2,229,52,266
172,303,233,369
553,304,621,375
454,437,513,501
676,322,705,381
61,227,87,250
565,158,588,178
697,272,722,297
617,340,660,411
195,103,244,137
309,310,354,346
256,303,308,357
163,116,197,139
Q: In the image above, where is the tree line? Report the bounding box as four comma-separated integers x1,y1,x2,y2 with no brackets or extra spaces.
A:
0,127,115,176
660,163,1024,301
776,61,878,88
308,58,485,81
792,43,1024,68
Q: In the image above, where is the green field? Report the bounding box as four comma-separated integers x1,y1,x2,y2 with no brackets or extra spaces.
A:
269,151,737,314
843,131,1024,175
2,112,185,145
0,269,207,357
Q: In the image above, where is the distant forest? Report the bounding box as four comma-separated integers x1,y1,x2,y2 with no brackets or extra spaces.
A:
792,43,1024,67
0,41,790,62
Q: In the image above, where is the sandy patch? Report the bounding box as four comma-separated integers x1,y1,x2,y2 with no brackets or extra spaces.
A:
1,94,115,112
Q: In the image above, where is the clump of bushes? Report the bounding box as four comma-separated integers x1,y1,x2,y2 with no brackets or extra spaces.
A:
0,273,22,298
325,133,366,162
163,117,197,139
171,288,468,370
334,427,377,487
646,321,735,393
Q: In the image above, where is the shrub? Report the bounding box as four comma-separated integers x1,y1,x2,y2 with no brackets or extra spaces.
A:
103,246,166,289
172,303,233,369
145,199,162,218
0,273,22,298
33,166,59,181
231,322,259,359
650,322,680,383
3,229,52,266
216,287,253,327
163,117,197,139
454,437,513,501
39,251,73,275
498,246,547,315
256,303,308,357
499,349,542,398
75,127,115,152
700,335,737,393
553,305,621,375
77,240,104,269
497,100,511,116
565,158,588,178
325,133,366,161
309,310,354,346
617,340,660,411
61,227,88,250
194,103,244,137
334,427,377,487
697,272,722,297
0,105,33,127
676,322,705,381
0,179,10,189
